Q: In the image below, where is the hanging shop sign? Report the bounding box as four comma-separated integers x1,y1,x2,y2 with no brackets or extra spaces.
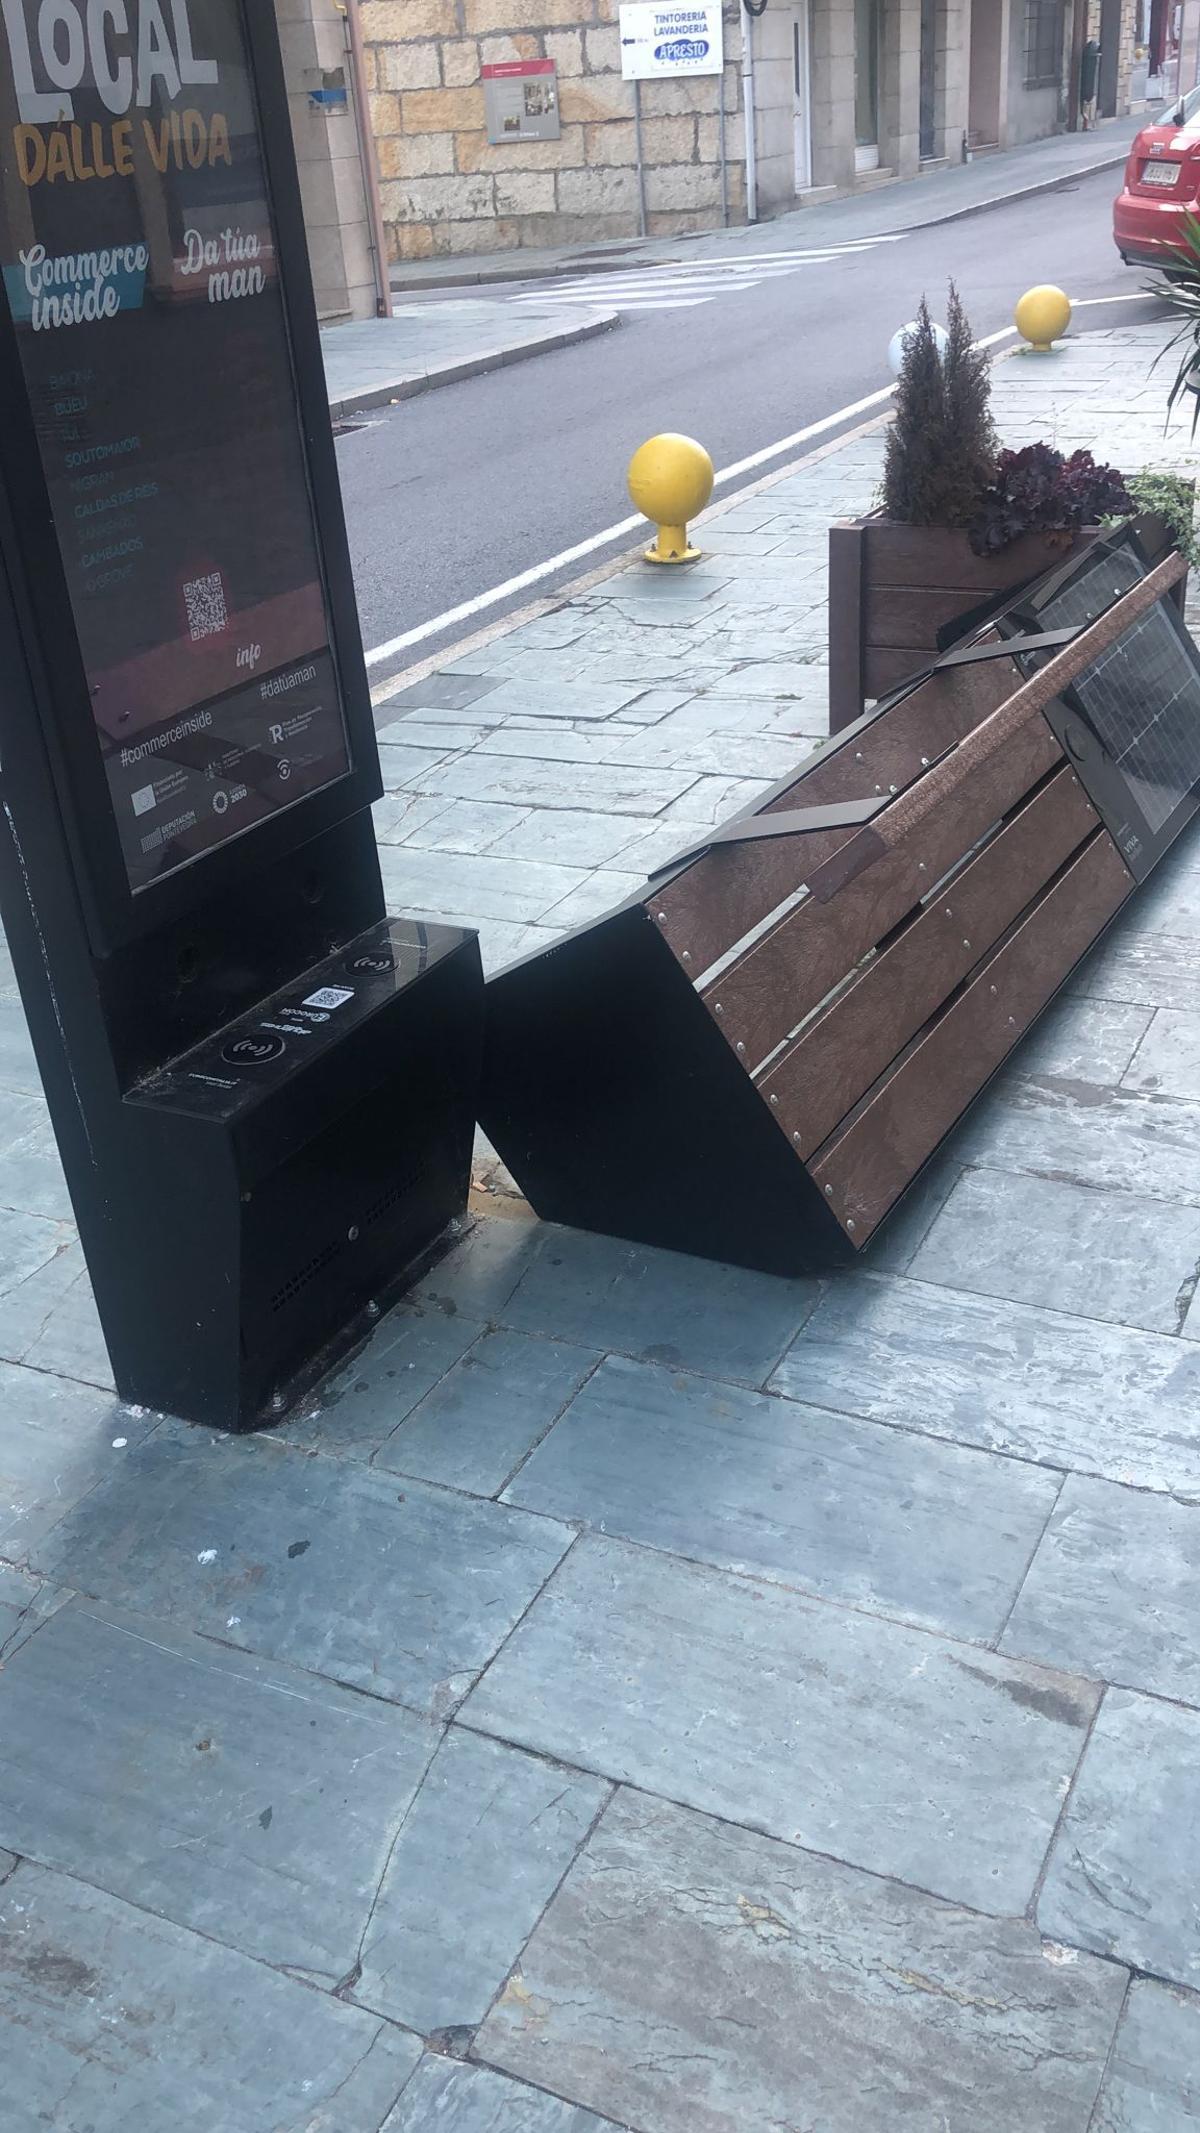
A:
618,3,724,80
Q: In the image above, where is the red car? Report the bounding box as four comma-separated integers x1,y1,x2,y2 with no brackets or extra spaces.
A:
1115,84,1200,266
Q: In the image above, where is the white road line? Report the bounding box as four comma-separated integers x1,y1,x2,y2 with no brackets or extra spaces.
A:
593,298,714,310
514,293,714,310
1071,291,1162,306
520,271,782,293
523,238,905,298
520,277,775,297
512,282,756,299
635,238,907,263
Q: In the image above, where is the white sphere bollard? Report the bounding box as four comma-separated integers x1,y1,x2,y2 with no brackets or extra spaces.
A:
888,319,949,376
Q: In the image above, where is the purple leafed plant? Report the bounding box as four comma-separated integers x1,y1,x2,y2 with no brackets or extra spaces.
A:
968,444,1133,557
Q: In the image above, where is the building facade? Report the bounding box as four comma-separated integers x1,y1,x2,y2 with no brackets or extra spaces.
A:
273,1,1150,285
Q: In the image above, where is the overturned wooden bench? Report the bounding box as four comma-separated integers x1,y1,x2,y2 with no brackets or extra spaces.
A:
479,530,1197,1275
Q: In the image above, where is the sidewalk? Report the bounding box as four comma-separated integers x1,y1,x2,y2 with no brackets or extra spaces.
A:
3,316,1200,2128
389,112,1149,292
322,293,618,418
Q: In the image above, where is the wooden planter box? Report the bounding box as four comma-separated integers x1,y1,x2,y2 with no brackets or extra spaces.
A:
827,508,1188,734
480,539,1191,1276
828,517,1093,734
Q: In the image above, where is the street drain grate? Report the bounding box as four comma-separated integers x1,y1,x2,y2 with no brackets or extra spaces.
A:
332,420,367,437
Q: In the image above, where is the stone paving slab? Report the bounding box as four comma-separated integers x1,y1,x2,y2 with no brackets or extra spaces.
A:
0,1100,75,1222
908,1168,1200,1334
353,1728,607,2034
476,1790,1127,2133
463,1533,1096,1914
384,2056,619,2131
503,1353,1061,1641
373,1329,598,1497
489,1224,819,1382
28,1421,572,1720
0,1364,148,1559
1001,1476,1200,1704
1074,929,1200,1015
858,1156,963,1274
0,1235,114,1391
0,1205,65,1307
412,1214,544,1321
0,1862,421,2132
1124,1008,1200,1101
0,1599,437,1978
281,1301,485,1461
955,1079,1200,1212
0,1562,35,1648
1039,1690,1200,1990
1092,1981,1200,2131
772,1271,1200,1493
0,998,43,1094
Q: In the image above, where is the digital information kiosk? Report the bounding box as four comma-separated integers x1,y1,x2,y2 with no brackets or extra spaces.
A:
0,0,483,1428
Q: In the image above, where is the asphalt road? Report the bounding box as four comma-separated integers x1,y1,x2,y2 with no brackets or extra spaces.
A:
335,166,1155,686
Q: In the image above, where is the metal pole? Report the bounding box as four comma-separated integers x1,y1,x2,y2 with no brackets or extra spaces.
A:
718,71,729,226
634,78,649,238
741,2,758,223
341,0,392,317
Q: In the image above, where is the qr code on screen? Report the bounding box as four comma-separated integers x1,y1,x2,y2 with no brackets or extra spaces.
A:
183,572,227,641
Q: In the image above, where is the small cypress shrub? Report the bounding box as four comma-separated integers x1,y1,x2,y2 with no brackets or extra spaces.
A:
881,283,997,527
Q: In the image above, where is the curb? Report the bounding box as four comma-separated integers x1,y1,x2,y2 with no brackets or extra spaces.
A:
326,306,619,418
387,149,1131,295
901,150,1128,233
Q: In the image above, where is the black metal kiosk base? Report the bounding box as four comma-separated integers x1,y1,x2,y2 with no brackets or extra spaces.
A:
119,916,482,1429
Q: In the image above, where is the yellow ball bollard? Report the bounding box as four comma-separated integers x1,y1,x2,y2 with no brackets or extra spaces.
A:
627,432,715,565
1014,284,1072,355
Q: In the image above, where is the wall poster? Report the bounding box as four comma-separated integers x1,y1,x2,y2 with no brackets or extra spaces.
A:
0,0,353,893
482,59,560,144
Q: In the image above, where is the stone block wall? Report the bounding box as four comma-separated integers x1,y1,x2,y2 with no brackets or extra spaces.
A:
347,0,998,263
360,0,745,257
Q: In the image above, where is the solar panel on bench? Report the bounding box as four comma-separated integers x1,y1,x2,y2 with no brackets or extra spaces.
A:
1076,608,1200,834
1008,535,1200,878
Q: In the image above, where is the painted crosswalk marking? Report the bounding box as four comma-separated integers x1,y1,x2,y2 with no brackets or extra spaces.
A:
505,234,907,314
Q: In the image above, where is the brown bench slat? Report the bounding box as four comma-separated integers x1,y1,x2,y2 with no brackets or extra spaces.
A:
760,766,1099,1157
702,710,1063,1068
812,830,1133,1240
652,653,1019,975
